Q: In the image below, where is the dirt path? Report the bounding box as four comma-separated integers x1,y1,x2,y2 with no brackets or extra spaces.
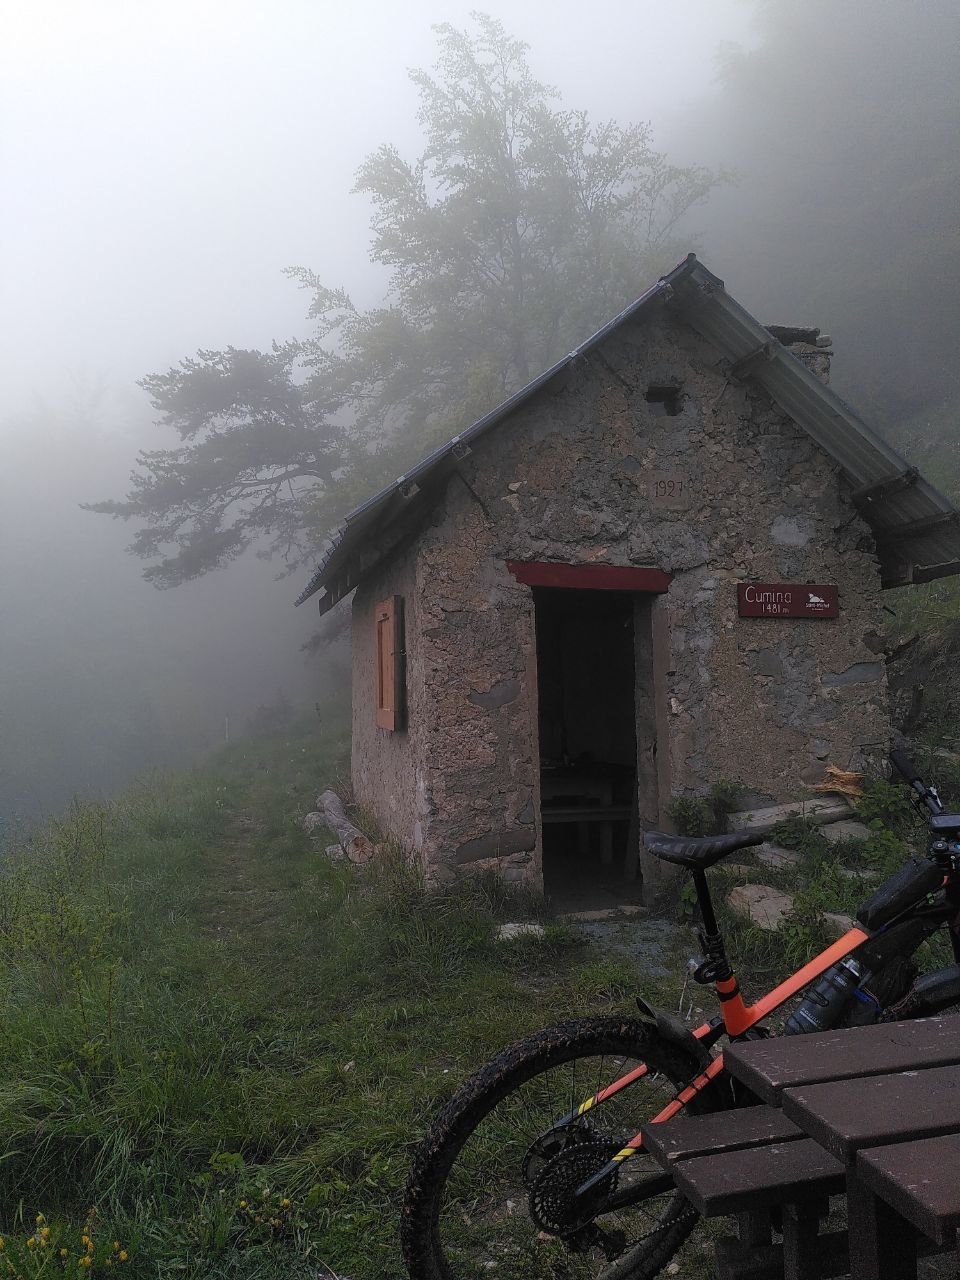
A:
198,809,305,942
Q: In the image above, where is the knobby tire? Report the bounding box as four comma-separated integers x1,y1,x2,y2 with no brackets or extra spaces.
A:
401,1016,720,1280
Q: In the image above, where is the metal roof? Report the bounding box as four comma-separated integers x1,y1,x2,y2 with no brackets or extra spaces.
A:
296,253,960,612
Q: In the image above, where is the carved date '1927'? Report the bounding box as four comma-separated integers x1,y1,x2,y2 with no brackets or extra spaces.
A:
648,473,691,508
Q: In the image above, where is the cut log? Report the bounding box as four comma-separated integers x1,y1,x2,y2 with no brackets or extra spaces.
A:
727,797,852,835
317,789,376,864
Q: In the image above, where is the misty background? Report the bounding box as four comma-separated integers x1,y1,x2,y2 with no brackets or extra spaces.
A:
3,0,957,835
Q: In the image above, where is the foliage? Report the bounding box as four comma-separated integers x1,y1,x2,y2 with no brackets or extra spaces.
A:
667,780,741,836
768,814,831,860
89,14,718,588
706,0,960,430
856,778,917,839
0,716,691,1279
0,1210,130,1275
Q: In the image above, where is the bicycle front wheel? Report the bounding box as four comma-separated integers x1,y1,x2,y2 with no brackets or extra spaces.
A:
401,1016,718,1280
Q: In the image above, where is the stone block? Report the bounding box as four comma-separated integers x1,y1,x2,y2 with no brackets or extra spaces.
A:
496,922,546,942
823,911,857,939
755,842,801,869
821,819,872,844
821,662,884,687
728,884,795,931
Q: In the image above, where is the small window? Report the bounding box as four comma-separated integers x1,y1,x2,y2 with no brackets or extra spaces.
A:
645,385,682,417
375,596,406,731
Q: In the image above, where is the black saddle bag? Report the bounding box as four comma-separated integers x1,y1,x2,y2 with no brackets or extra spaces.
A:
856,858,943,931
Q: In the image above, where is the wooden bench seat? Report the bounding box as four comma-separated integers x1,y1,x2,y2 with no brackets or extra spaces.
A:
670,1139,846,1216
642,1104,801,1164
642,1106,847,1280
540,805,632,822
857,1133,960,1247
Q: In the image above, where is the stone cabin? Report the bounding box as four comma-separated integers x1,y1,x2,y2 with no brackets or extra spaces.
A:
296,254,960,904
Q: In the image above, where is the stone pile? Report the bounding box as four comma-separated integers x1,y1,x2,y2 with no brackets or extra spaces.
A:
724,796,867,934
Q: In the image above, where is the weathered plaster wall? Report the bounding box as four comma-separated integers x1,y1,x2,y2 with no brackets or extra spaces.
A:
354,309,890,887
351,544,425,849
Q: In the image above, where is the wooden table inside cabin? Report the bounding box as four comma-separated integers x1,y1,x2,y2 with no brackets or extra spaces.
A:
724,1017,960,1280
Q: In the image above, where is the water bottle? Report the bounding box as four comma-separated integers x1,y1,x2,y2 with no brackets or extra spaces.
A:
783,957,864,1036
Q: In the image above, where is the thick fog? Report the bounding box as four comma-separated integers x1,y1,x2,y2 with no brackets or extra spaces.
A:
3,0,957,833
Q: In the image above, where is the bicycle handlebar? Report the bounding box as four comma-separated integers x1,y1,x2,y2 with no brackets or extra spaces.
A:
890,749,944,817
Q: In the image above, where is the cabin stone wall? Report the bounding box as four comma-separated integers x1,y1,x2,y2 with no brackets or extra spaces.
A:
351,545,425,849
350,309,890,889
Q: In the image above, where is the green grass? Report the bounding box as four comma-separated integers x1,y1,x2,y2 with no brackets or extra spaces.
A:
10,719,949,1279
0,715,690,1278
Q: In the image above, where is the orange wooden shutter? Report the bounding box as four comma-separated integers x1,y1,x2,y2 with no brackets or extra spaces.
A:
375,596,405,730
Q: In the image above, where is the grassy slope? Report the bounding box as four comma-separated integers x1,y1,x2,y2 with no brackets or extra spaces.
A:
0,716,689,1279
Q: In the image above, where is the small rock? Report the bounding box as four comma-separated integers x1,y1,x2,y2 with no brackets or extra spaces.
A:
563,905,648,922
756,842,801,869
822,820,872,844
728,884,795,931
496,922,546,942
823,911,857,939
325,843,347,861
303,811,327,834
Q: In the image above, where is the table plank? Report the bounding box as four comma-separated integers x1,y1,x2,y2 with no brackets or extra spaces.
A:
781,1063,960,1161
857,1133,960,1245
670,1140,845,1215
725,1016,960,1104
642,1105,800,1167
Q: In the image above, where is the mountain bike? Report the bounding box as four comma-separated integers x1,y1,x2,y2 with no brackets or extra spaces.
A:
400,750,960,1280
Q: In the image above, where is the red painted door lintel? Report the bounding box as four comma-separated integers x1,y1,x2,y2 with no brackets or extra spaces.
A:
505,560,672,592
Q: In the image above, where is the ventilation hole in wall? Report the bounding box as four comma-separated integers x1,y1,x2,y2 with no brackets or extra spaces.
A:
645,385,683,417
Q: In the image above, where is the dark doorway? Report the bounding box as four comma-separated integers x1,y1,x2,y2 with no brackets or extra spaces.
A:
534,587,653,910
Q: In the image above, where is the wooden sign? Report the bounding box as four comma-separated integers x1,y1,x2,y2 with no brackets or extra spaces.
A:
738,583,839,618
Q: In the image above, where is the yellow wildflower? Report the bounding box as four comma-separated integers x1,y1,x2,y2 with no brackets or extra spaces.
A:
34,1216,44,1226
280,1198,290,1207
25,1240,34,1250
60,1249,68,1259
112,1242,119,1252
0,1239,4,1249
81,1236,90,1247
118,1251,128,1262
40,1228,50,1240
80,1257,92,1269
238,1200,247,1209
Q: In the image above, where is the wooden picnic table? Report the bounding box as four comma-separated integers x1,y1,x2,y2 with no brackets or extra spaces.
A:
724,1016,960,1280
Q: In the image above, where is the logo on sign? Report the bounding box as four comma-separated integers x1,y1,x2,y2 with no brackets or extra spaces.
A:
737,583,839,619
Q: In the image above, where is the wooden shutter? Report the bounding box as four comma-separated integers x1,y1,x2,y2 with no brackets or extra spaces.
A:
375,596,405,730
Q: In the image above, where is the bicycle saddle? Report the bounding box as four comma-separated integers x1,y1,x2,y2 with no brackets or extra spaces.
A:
643,829,766,870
